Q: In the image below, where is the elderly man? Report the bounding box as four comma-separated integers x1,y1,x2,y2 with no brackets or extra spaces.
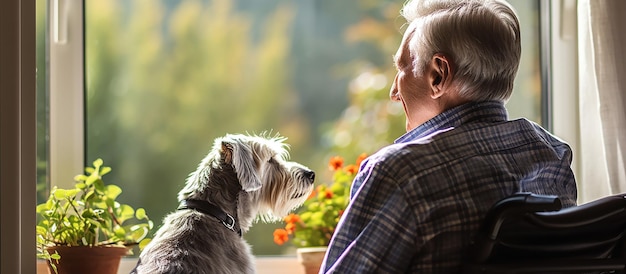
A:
320,0,577,273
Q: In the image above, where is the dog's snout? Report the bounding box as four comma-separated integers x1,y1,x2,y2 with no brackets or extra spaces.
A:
305,170,315,182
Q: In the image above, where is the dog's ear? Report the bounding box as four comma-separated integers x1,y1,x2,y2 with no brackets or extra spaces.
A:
221,141,234,164
221,139,262,192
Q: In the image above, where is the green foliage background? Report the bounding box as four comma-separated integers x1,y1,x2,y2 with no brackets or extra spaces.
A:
82,0,404,255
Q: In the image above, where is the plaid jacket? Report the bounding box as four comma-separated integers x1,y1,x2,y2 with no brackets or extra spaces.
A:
321,101,577,273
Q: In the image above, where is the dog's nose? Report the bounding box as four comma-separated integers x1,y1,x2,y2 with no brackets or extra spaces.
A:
305,170,315,182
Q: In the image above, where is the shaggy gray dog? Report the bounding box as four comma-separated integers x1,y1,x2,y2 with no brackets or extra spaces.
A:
131,133,315,274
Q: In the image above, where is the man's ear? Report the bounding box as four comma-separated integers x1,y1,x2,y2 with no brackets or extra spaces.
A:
429,54,452,99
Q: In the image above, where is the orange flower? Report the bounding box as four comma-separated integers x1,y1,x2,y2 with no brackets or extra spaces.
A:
285,222,296,234
284,213,301,224
273,229,289,245
344,164,358,175
271,152,368,248
325,189,333,199
329,156,344,171
356,153,367,167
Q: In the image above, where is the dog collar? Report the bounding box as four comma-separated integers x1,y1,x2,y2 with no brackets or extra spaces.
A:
178,199,242,237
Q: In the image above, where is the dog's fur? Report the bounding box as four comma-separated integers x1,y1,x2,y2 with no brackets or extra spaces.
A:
132,133,315,274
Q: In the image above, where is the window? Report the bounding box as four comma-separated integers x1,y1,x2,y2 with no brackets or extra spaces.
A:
507,0,544,124
80,0,545,257
25,0,554,271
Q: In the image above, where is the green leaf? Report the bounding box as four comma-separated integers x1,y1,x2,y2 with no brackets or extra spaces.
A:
36,202,50,212
105,184,122,200
128,225,148,242
93,158,104,168
68,215,80,224
50,252,61,260
52,189,69,200
93,201,108,209
93,179,105,192
86,218,101,227
116,204,135,223
65,189,80,198
104,198,115,208
100,166,112,176
40,220,51,229
114,226,126,239
74,174,88,182
45,198,55,209
138,238,152,250
86,173,100,186
36,226,48,236
84,190,95,200
81,209,95,218
136,208,147,220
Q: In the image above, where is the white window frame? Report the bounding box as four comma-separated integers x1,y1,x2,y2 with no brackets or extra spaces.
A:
49,0,86,189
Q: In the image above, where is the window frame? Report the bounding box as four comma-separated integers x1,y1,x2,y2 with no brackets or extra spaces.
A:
48,0,86,190
0,0,37,273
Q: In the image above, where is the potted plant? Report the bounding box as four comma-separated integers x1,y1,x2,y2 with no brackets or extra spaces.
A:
36,158,153,274
273,153,367,274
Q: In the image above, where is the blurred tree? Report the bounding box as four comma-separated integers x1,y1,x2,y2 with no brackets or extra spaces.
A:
86,0,303,254
323,0,406,164
85,0,406,255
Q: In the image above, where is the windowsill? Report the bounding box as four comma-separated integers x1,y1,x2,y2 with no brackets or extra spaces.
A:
37,256,305,274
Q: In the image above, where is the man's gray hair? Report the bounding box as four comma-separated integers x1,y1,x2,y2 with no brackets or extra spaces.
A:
401,0,521,101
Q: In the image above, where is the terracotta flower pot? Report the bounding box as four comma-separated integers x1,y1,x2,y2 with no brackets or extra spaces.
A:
297,246,328,274
46,246,129,274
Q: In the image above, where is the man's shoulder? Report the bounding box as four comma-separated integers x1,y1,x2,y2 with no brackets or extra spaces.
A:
374,119,571,172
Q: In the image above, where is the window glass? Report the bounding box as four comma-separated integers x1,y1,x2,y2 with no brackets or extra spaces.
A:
507,0,542,123
84,0,541,255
